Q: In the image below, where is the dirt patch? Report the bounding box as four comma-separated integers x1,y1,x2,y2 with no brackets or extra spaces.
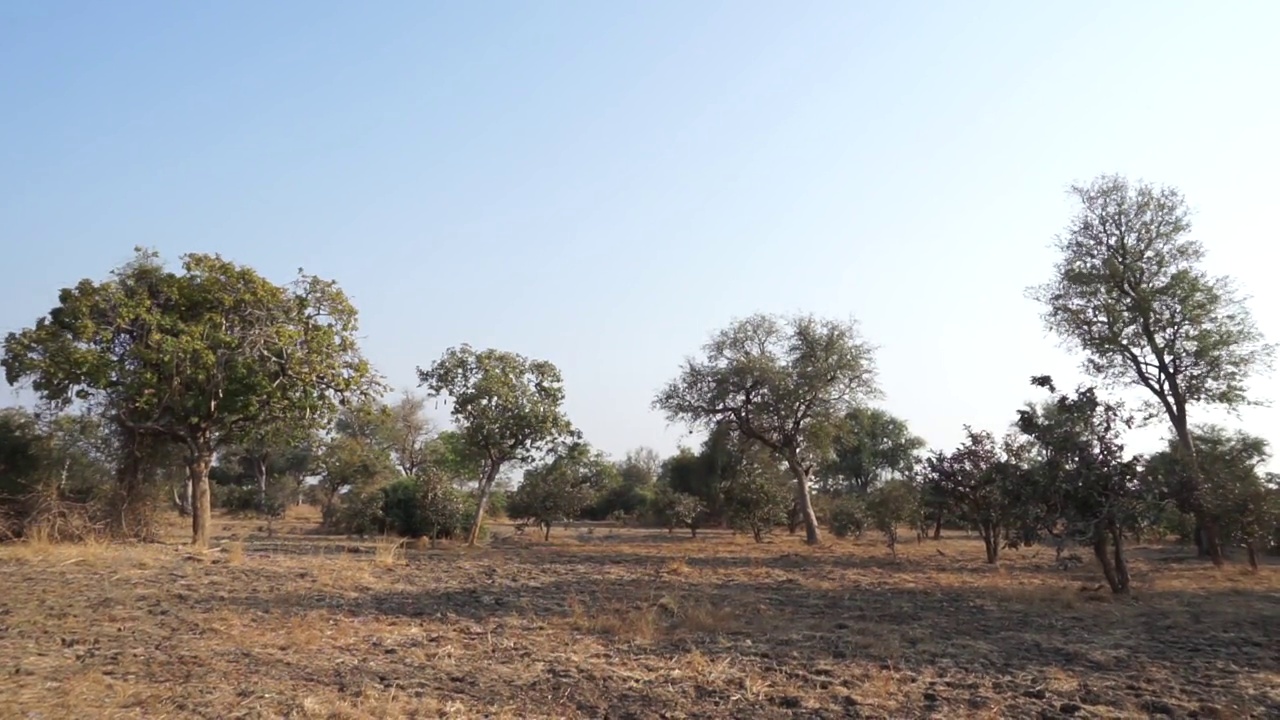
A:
1,514,1277,719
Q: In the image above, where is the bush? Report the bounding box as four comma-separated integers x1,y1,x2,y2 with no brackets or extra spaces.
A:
827,496,866,539
214,484,261,513
583,482,654,521
329,491,386,536
864,479,920,557
651,488,706,538
326,475,474,540
724,476,791,542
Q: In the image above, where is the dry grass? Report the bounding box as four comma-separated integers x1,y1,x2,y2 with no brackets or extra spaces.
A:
224,539,245,565
1,511,1277,719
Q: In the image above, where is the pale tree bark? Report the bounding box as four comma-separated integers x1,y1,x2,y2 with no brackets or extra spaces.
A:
466,462,501,546
253,456,269,512
784,453,821,545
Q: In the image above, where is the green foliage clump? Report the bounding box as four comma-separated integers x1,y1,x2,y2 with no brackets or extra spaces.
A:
864,478,920,557
652,488,706,537
328,474,474,540
826,495,865,539
724,474,791,543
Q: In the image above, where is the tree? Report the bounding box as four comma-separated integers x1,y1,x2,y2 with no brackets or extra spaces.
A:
2,249,378,548
1148,426,1279,569
653,487,706,537
654,313,880,545
507,443,601,540
315,434,393,525
1016,376,1145,594
417,345,575,546
722,443,792,542
385,392,437,477
864,478,921,559
1029,175,1275,565
924,428,1028,564
617,447,661,489
820,407,924,495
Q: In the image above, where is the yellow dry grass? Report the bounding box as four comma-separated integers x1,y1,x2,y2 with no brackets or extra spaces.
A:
0,511,1277,719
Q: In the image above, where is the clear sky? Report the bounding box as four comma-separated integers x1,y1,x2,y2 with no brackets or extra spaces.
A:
2,1,1277,465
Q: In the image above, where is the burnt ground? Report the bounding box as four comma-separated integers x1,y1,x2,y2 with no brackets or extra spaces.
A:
1,512,1277,719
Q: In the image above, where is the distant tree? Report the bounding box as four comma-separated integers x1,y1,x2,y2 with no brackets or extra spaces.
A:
925,428,1030,564
586,447,659,522
826,494,866,539
617,447,661,489
1017,376,1146,594
654,313,880,545
2,249,378,548
384,392,437,477
417,345,576,545
1029,175,1275,565
508,442,602,540
722,444,792,543
864,478,921,559
315,435,393,525
1147,425,1279,570
653,487,706,538
819,407,924,495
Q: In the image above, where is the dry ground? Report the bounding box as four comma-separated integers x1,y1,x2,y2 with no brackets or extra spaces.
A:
1,510,1277,720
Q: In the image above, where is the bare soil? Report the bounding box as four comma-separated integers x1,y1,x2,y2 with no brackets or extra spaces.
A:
1,511,1277,719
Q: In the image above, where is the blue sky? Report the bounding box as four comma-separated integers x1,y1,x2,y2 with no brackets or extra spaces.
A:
2,1,1277,465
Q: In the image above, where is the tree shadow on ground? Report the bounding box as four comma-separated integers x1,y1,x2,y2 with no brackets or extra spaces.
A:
217,565,1280,718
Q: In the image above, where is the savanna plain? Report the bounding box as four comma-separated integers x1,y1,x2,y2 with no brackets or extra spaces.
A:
1,509,1276,720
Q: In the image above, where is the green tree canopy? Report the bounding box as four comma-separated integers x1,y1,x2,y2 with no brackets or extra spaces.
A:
820,407,925,496
654,312,880,545
417,345,576,545
2,248,379,547
1029,175,1274,564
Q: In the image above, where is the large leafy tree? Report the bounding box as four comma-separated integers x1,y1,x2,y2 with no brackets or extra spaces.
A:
1029,175,1274,564
820,407,925,495
654,313,880,545
417,345,575,545
2,248,378,548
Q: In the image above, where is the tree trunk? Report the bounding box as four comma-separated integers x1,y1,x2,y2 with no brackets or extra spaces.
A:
172,484,191,517
187,452,214,549
784,454,821,545
542,521,552,541
1245,541,1259,571
1109,523,1131,594
980,522,999,564
254,456,268,513
933,512,943,540
1090,525,1121,591
466,463,501,546
1172,417,1225,567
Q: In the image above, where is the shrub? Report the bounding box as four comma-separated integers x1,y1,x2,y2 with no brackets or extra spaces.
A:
864,479,921,557
724,476,791,542
328,490,385,536
827,496,866,539
652,488,706,538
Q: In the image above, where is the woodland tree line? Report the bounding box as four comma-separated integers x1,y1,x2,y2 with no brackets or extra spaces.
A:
2,175,1277,594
